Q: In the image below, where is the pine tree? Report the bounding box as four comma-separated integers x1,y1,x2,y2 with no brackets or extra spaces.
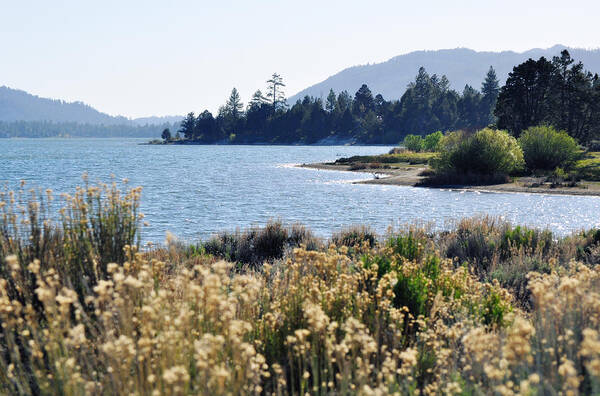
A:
266,73,286,111
353,84,374,116
326,89,337,112
495,57,555,136
248,90,267,110
178,112,196,140
481,66,500,125
225,88,244,119
336,91,353,112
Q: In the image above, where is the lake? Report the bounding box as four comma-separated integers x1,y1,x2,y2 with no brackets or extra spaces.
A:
1,138,600,243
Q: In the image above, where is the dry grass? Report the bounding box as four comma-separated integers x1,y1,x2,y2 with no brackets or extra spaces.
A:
2,185,600,395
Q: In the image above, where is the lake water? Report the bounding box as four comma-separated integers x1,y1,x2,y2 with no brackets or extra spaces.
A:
1,138,600,243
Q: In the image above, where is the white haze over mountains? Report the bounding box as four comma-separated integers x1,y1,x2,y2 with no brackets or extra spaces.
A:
288,45,600,103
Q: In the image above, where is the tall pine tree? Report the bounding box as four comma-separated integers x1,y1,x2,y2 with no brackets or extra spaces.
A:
481,66,499,126
266,73,286,112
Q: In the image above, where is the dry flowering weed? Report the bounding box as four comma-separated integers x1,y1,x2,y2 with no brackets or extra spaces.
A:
3,183,600,395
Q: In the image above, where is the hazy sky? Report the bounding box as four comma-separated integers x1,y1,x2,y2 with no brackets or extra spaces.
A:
2,0,599,118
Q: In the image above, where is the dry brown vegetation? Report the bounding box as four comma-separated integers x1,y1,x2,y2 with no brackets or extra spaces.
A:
2,182,600,395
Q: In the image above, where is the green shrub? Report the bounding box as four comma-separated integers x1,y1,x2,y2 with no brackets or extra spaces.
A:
500,225,553,259
432,128,524,177
480,289,512,327
362,254,393,279
403,134,424,152
572,152,600,181
392,255,455,319
423,131,443,152
393,270,429,318
387,230,426,262
518,125,580,170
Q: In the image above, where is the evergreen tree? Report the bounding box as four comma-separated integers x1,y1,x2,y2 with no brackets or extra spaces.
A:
496,53,599,142
549,50,597,141
353,84,374,116
248,90,267,110
225,88,244,119
457,85,483,130
195,110,217,141
161,128,171,141
338,108,355,138
481,66,500,125
266,73,286,111
399,67,443,134
495,57,555,136
179,112,196,140
374,94,385,118
326,89,337,112
336,91,353,113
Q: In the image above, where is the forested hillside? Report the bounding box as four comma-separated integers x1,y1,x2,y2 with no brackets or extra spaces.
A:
0,86,129,124
0,86,181,137
0,120,177,138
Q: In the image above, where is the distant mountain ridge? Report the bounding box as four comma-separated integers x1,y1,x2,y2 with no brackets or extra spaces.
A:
0,86,182,126
288,45,600,103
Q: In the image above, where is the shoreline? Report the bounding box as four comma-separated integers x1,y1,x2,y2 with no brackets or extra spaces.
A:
145,140,395,147
299,163,600,197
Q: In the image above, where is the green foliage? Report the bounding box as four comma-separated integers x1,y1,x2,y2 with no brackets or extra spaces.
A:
362,254,392,279
403,134,424,152
480,289,512,327
423,131,443,151
387,230,426,262
394,270,429,318
336,151,435,166
392,255,457,320
432,128,524,178
501,225,553,257
444,217,499,270
572,152,600,181
496,50,600,143
481,66,500,125
166,65,518,145
518,125,580,170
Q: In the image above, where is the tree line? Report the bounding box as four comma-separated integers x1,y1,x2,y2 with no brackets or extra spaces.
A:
172,69,500,144
171,50,600,145
496,50,600,143
0,120,175,138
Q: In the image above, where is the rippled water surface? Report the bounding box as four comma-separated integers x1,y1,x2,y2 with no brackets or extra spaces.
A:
2,138,600,242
